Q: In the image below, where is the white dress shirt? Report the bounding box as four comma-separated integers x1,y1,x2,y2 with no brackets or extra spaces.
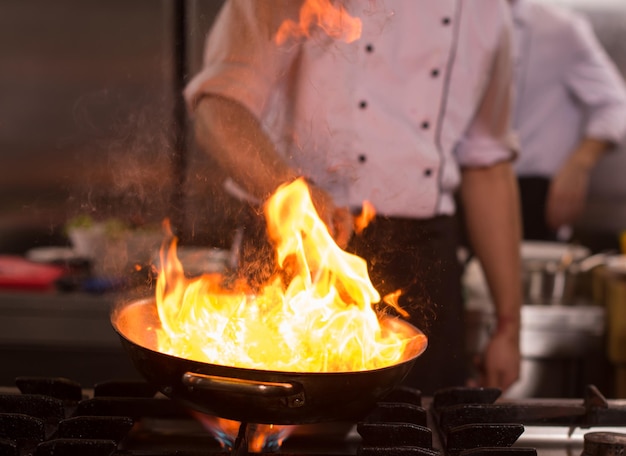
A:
185,0,518,219
511,0,626,177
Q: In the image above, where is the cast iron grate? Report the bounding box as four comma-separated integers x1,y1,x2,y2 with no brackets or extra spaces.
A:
6,377,623,456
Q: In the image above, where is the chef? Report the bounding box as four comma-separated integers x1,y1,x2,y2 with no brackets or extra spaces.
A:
511,0,626,241
184,0,522,394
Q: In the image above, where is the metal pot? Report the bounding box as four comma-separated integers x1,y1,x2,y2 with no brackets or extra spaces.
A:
521,242,608,305
111,298,426,425
523,259,581,305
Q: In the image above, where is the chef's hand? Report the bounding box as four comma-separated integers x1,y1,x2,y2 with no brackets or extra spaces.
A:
546,138,609,231
470,320,520,392
306,181,354,248
545,159,591,230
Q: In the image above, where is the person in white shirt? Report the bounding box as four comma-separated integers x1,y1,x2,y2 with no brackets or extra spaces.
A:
510,0,626,241
184,0,522,394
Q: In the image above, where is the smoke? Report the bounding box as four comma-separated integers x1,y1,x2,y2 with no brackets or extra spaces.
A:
68,87,179,227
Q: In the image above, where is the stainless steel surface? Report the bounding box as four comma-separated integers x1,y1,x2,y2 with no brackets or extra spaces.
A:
512,305,608,399
520,305,605,357
181,372,299,397
510,394,626,456
519,241,605,305
516,426,626,456
466,304,610,398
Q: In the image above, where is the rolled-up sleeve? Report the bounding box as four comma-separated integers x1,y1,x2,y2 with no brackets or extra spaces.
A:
564,14,626,147
183,0,298,119
456,22,519,168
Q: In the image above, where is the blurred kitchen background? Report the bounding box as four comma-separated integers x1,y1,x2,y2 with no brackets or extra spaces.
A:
0,0,625,397
0,0,234,251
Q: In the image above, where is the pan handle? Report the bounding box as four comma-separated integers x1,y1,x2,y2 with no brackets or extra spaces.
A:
182,372,305,404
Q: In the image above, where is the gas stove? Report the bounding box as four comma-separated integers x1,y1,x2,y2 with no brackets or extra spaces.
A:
1,377,625,456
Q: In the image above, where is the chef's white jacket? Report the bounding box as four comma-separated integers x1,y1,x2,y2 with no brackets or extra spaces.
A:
511,0,626,177
185,0,518,219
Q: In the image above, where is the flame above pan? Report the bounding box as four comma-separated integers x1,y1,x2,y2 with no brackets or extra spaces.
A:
153,178,426,373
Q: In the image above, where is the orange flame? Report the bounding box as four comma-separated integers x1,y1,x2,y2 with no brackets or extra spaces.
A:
155,178,424,373
354,200,376,235
383,289,410,319
191,412,294,452
275,0,363,45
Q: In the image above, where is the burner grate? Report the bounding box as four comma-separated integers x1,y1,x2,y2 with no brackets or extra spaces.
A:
0,377,177,456
0,377,624,456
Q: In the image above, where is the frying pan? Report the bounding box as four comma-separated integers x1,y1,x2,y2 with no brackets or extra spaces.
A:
111,298,427,424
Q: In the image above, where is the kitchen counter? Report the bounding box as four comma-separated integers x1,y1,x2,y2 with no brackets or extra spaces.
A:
0,291,118,347
0,290,145,386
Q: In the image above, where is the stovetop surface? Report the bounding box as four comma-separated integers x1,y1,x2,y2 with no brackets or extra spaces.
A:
1,377,625,456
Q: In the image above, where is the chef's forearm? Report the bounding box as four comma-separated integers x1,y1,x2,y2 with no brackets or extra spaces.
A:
194,95,299,201
460,162,522,335
566,137,610,172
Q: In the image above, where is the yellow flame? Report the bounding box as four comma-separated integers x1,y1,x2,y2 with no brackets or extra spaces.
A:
275,0,363,45
155,179,424,373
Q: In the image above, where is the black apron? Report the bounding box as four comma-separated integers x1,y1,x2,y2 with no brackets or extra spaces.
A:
348,215,467,395
517,176,558,241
